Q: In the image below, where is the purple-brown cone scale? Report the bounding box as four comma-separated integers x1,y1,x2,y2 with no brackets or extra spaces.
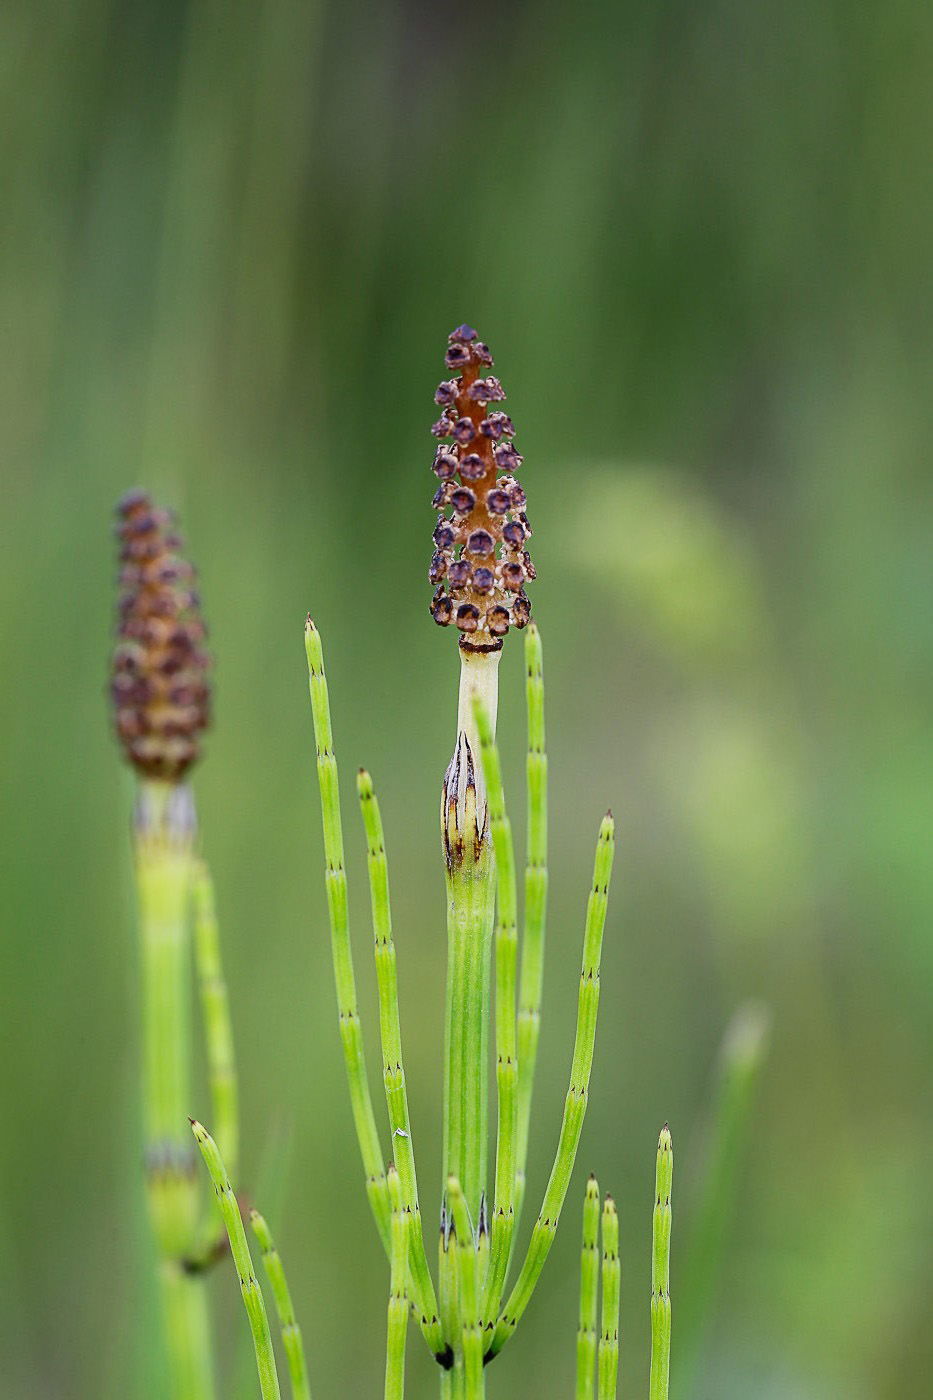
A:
110,489,211,782
429,325,534,647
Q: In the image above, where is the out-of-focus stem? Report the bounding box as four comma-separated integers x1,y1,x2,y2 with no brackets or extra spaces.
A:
192,859,239,1190
134,779,214,1400
675,1003,769,1393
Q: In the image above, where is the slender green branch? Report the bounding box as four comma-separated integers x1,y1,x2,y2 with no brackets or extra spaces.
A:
250,1210,311,1400
576,1175,600,1400
598,1196,620,1400
515,623,547,1229
385,1167,411,1400
472,696,518,1329
448,1176,484,1399
304,618,390,1251
191,1120,281,1400
649,1127,673,1400
486,813,615,1360
193,858,239,1189
356,769,442,1356
438,1195,459,1374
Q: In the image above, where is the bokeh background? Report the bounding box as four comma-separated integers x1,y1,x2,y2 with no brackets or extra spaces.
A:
2,1,931,1396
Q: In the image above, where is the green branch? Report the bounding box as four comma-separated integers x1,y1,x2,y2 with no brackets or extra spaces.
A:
649,1127,673,1400
487,813,615,1360
304,618,390,1251
385,1167,411,1400
576,1175,600,1400
598,1196,619,1400
250,1210,311,1400
191,1121,281,1400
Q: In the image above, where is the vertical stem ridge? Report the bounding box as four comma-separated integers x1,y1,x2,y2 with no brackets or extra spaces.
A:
649,1127,673,1400
448,1177,485,1400
597,1196,619,1400
472,697,518,1328
191,1121,281,1400
250,1209,312,1400
576,1175,600,1400
515,623,547,1229
304,618,390,1251
385,1167,411,1400
487,814,615,1360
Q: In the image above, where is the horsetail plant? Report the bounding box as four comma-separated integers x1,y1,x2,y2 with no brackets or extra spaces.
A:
111,489,237,1399
304,326,617,1397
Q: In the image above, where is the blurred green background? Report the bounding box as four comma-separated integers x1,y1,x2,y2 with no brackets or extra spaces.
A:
2,0,931,1395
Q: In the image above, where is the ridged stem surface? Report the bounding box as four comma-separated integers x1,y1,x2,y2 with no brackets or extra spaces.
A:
514,623,547,1230
192,859,239,1190
357,768,442,1355
487,814,614,1359
576,1176,600,1400
250,1210,311,1400
385,1168,411,1400
649,1127,673,1400
598,1197,619,1400
191,1121,281,1400
305,619,390,1250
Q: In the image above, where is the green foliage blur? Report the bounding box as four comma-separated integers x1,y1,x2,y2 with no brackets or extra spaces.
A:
2,1,931,1395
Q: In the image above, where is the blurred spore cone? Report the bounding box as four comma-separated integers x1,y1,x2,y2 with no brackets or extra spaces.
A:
429,324,534,646
110,489,211,782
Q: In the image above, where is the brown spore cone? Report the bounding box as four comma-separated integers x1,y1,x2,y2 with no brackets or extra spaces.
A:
110,489,211,782
429,325,534,648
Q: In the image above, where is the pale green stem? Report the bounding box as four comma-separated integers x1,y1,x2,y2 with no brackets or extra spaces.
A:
598,1197,620,1400
134,780,214,1400
676,1003,769,1392
357,769,442,1356
472,697,517,1328
515,623,547,1231
577,1175,600,1400
250,1210,311,1400
649,1127,673,1400
385,1167,410,1400
304,618,390,1250
438,1198,459,1373
487,814,614,1359
191,1121,281,1400
447,1177,484,1400
192,859,239,1190
441,647,501,1225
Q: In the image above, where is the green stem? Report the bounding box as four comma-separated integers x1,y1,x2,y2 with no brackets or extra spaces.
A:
385,1167,410,1400
134,780,214,1399
487,813,614,1360
472,697,517,1328
191,1121,281,1400
577,1176,600,1400
192,859,239,1190
649,1127,673,1400
250,1210,312,1400
515,623,547,1231
447,1176,484,1399
676,1003,769,1393
357,769,442,1356
304,618,391,1251
598,1196,620,1400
